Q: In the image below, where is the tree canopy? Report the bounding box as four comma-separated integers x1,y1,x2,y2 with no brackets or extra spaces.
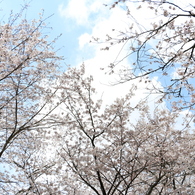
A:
1,1,195,194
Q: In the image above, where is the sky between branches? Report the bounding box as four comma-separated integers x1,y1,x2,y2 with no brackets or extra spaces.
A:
1,0,193,128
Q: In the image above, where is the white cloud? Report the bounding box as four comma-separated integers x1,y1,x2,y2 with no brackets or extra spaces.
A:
58,0,166,110
58,0,89,25
59,0,195,128
78,33,91,49
58,0,112,26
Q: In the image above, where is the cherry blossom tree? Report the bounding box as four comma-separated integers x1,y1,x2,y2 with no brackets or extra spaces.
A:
0,131,61,194
2,2,195,195
99,0,195,112
0,7,63,193
50,65,195,195
2,57,195,194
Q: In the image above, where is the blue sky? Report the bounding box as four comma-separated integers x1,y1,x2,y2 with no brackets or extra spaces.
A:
0,0,158,106
0,0,95,66
1,0,193,128
0,0,140,67
0,0,139,99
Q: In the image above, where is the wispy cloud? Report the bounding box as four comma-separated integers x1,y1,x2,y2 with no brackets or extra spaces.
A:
58,0,112,26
